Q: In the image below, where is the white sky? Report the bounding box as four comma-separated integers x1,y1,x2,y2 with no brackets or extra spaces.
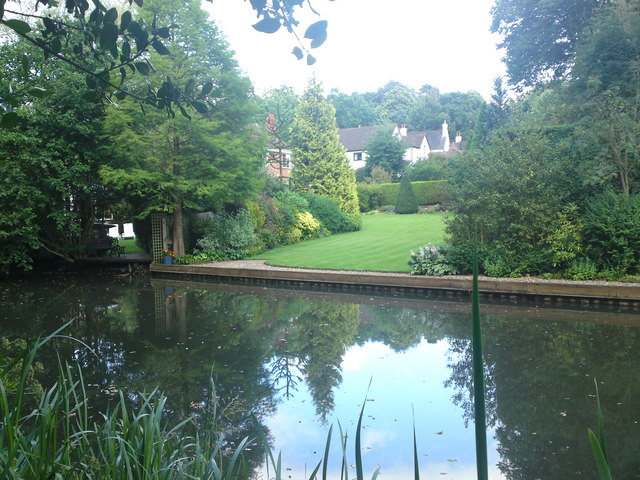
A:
204,0,505,100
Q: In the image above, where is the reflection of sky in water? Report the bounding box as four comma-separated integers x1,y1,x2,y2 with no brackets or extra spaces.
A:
264,339,505,479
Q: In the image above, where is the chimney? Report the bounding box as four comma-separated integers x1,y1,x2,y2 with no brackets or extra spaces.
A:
455,131,462,143
441,120,449,139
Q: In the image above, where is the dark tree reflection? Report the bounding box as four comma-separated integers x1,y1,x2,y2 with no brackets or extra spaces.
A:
445,315,640,480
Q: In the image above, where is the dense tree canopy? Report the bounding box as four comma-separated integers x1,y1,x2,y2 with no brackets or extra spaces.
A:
0,0,331,126
491,0,609,89
446,0,640,278
328,83,485,141
0,40,112,271
363,128,407,180
101,0,263,256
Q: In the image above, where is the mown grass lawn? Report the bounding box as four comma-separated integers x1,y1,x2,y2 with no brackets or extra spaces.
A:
118,237,146,254
253,212,447,272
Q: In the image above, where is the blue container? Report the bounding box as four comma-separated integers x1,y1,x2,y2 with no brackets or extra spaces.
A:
162,256,173,265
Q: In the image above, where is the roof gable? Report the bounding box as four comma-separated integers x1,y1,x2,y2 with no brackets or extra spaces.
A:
337,124,395,151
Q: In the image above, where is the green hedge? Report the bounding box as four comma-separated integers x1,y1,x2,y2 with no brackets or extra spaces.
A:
380,180,448,205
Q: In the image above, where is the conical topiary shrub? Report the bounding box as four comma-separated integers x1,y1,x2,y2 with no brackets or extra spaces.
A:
395,175,419,214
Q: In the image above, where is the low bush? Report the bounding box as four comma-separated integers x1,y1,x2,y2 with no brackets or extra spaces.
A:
196,209,257,260
565,257,598,281
409,244,458,276
482,246,550,277
296,211,322,240
174,251,223,264
356,183,384,212
247,195,289,250
303,193,359,234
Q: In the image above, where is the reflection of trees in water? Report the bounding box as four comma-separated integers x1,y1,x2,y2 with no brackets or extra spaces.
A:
8,277,640,479
358,305,458,351
445,316,640,480
265,301,360,421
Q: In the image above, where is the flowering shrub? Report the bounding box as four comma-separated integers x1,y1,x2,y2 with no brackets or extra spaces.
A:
162,250,175,258
409,243,458,276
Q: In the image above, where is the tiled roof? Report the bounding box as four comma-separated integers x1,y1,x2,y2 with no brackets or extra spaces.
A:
426,130,446,150
337,124,395,151
403,131,427,148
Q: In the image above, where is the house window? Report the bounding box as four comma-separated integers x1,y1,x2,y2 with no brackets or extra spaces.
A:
281,153,291,168
353,152,363,162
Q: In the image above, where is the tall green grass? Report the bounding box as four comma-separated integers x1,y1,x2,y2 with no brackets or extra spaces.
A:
1,327,253,480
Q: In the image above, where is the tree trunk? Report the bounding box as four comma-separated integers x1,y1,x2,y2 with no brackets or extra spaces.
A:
172,196,185,256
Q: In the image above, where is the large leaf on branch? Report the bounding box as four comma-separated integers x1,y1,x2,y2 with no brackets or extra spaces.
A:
304,20,327,48
4,19,31,34
99,23,119,50
253,16,281,33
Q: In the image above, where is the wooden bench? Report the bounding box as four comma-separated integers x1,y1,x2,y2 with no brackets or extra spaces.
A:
86,238,125,257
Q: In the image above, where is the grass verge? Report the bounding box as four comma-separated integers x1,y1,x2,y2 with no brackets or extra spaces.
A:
253,212,446,272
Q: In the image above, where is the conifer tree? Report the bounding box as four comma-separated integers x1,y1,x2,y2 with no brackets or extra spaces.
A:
101,0,262,256
395,175,419,214
291,79,359,215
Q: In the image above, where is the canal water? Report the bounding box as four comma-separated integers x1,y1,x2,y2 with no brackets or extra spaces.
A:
1,274,640,479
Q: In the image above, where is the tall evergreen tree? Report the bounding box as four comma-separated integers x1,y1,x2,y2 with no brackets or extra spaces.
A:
290,79,359,215
101,0,262,256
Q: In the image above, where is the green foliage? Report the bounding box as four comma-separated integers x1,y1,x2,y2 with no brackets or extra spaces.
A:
481,246,550,277
491,0,605,88
100,0,263,256
447,125,582,266
195,210,257,260
544,204,584,270
406,159,446,181
565,257,598,281
363,128,408,179
395,176,419,214
379,83,416,125
0,337,43,399
0,0,325,124
0,53,110,270
328,90,382,128
174,251,222,264
0,329,262,480
303,193,359,234
290,78,360,216
367,166,393,184
583,192,640,274
408,244,458,276
375,180,448,206
295,211,322,240
356,183,384,212
248,195,287,250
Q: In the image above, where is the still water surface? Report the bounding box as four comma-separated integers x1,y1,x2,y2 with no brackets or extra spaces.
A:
2,274,640,479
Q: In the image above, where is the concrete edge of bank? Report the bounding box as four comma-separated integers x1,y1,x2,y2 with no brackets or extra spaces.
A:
150,262,640,306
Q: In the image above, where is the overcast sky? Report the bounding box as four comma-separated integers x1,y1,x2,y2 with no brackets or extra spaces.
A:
204,0,505,100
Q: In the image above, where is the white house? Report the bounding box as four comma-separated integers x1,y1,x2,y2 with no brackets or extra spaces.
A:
337,122,459,169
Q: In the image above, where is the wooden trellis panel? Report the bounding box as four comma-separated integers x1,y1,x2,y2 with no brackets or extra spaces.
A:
151,213,164,263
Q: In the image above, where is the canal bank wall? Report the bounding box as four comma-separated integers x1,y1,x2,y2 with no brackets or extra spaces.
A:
151,260,640,308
